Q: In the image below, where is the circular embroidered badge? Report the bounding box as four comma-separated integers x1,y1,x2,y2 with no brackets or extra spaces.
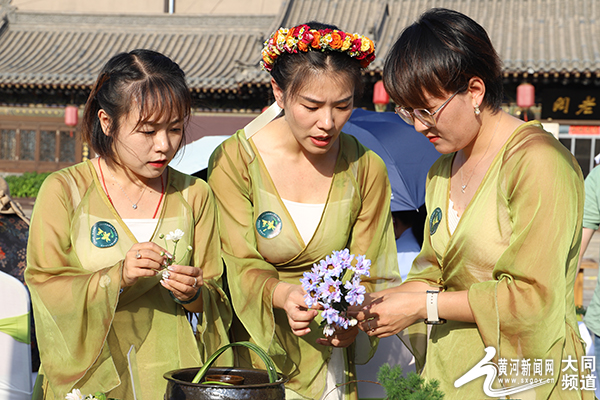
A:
91,221,119,248
429,207,443,235
256,211,283,239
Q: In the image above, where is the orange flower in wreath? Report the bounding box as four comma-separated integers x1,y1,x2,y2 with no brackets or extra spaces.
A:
311,31,321,49
330,31,343,49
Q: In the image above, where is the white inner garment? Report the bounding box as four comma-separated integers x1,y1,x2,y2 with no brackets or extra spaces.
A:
282,341,346,400
447,198,461,235
322,347,345,400
122,219,159,243
281,198,325,245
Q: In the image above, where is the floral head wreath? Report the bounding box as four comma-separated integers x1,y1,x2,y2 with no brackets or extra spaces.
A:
261,24,376,72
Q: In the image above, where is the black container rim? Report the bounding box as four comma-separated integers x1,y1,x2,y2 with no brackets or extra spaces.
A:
163,367,289,388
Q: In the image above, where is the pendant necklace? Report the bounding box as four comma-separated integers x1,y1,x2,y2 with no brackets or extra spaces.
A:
460,113,502,193
103,159,146,209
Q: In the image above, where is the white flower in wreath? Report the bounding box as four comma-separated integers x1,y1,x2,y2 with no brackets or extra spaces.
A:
165,229,184,242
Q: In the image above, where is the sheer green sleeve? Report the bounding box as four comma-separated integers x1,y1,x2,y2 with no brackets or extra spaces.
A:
468,131,585,396
25,170,122,397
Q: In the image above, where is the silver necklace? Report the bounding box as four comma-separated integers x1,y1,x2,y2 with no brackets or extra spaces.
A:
460,113,502,193
105,159,146,209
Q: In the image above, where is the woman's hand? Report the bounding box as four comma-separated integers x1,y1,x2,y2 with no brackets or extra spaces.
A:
272,282,319,337
316,325,359,348
352,290,427,338
122,242,169,287
160,264,203,305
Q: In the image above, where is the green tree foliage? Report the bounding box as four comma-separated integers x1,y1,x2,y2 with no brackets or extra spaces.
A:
4,172,51,198
377,364,445,400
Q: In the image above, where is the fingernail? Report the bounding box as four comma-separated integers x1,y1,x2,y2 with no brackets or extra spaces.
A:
167,266,174,271
162,271,170,280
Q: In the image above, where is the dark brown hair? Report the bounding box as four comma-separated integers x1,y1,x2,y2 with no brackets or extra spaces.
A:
383,8,503,111
269,21,364,101
82,49,191,162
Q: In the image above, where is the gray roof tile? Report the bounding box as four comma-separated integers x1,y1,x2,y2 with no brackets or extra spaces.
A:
1,0,599,91
0,9,271,89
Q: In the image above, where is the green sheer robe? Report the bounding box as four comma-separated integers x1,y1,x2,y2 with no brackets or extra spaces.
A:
208,130,401,399
25,161,232,400
406,122,592,399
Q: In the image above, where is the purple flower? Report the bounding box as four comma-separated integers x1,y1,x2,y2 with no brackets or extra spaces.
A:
301,270,320,292
352,254,371,277
322,306,340,325
337,248,354,264
314,260,328,276
337,317,350,329
319,276,342,303
323,258,343,278
344,280,366,306
303,293,317,308
298,249,371,335
301,270,322,308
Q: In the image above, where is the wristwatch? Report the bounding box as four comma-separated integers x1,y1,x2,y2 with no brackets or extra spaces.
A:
424,290,447,325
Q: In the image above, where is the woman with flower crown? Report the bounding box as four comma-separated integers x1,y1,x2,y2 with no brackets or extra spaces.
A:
208,22,400,399
25,49,231,400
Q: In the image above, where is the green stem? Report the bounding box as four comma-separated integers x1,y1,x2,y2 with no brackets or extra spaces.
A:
175,246,192,265
191,341,278,384
171,241,178,264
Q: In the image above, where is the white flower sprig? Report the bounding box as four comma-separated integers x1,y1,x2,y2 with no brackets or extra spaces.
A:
165,228,184,242
159,229,193,278
65,389,106,400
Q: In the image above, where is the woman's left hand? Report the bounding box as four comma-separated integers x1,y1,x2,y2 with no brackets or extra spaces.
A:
160,264,203,304
352,290,426,338
316,325,359,348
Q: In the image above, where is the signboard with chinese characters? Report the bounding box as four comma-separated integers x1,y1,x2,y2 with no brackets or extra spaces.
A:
542,89,598,120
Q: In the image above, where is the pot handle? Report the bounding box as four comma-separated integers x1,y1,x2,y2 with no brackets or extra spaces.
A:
191,341,278,384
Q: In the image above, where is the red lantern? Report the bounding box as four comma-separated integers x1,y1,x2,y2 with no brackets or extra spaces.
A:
65,105,78,127
373,80,389,112
516,83,535,108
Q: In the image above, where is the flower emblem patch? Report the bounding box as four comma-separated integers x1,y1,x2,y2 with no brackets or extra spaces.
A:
256,211,282,239
429,207,443,235
91,221,118,248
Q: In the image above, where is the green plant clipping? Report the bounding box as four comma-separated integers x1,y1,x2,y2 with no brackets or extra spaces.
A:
377,364,445,400
5,172,51,198
192,341,278,384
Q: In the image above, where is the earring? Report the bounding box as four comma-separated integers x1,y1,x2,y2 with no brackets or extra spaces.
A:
474,104,481,116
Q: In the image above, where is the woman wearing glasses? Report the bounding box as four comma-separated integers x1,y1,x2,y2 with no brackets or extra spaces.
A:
354,8,590,399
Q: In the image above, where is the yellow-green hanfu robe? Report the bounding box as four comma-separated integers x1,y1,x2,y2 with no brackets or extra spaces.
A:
25,161,232,400
406,121,593,399
208,130,401,399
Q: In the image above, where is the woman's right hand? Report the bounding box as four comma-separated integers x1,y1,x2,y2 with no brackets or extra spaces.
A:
272,282,319,337
121,242,169,288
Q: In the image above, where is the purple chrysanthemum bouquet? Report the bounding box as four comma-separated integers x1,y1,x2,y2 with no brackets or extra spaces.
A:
300,248,371,337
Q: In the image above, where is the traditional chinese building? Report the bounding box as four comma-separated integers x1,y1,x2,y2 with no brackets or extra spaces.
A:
1,0,600,173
